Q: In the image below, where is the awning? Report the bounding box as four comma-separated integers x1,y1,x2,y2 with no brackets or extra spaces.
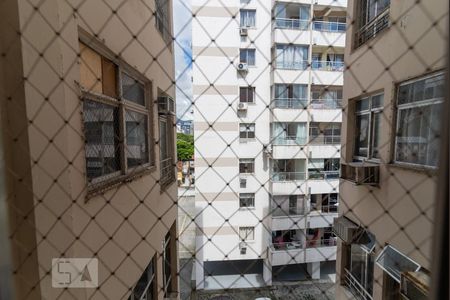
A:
376,245,421,283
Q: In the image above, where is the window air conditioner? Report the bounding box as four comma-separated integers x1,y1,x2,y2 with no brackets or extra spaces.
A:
340,162,380,186
237,63,249,72
158,96,175,115
239,242,247,255
240,177,247,188
240,28,248,36
237,102,248,111
264,144,272,155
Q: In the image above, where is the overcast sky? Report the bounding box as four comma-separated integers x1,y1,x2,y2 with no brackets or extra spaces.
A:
173,0,193,121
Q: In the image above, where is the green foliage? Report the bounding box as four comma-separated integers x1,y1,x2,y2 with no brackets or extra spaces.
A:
177,133,194,161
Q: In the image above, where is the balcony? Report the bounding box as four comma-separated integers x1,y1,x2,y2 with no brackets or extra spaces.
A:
271,195,307,230
271,172,306,181
275,60,308,70
275,18,309,30
311,60,345,72
271,98,308,109
308,170,340,180
309,135,341,145
313,21,346,33
310,99,342,109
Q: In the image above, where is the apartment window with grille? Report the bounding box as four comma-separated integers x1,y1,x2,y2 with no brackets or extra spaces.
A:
394,72,444,168
240,87,255,103
129,256,156,300
354,93,384,160
239,123,256,139
239,159,255,174
239,227,255,241
240,9,256,28
354,0,390,48
155,0,171,43
240,49,256,66
239,193,255,208
79,40,153,188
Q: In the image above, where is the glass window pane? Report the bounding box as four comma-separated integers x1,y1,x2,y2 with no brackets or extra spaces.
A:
122,72,145,106
371,112,382,158
125,110,149,168
355,114,370,157
83,100,121,181
356,98,370,112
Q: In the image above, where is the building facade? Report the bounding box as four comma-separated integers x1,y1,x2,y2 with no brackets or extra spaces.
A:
192,0,347,289
335,0,447,299
0,0,178,299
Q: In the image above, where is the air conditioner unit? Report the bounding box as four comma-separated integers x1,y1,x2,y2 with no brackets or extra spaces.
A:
158,96,175,115
237,102,248,111
240,177,247,188
237,62,249,72
263,144,272,155
333,216,361,244
239,242,247,255
400,271,430,300
340,162,380,186
240,28,248,36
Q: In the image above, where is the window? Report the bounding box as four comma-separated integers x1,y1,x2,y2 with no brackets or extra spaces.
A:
162,225,177,297
354,0,390,48
239,227,255,241
395,72,444,168
272,122,307,145
239,123,255,139
354,94,384,159
240,9,256,27
348,244,375,296
275,44,308,70
273,84,307,109
129,256,156,300
239,193,255,208
239,159,255,174
309,123,341,145
79,41,152,186
159,113,175,186
240,87,255,103
240,49,256,66
155,0,171,43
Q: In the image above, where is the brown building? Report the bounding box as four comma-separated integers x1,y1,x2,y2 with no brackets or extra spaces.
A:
0,0,178,299
334,0,447,299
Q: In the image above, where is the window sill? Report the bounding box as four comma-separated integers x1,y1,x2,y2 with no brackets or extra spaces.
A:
86,166,156,201
386,162,438,176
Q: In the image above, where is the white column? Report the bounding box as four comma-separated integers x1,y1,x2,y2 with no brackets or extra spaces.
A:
307,262,321,279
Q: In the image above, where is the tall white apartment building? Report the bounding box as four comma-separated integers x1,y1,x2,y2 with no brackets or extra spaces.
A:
192,0,347,289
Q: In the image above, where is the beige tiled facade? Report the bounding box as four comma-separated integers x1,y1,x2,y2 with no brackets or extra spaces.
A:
0,0,178,299
336,0,447,299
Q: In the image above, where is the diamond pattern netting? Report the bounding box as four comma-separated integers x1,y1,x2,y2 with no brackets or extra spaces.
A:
0,0,448,299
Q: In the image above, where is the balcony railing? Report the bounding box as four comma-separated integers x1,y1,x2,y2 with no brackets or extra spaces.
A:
306,237,337,248
271,206,306,217
344,268,374,300
310,99,342,109
273,136,308,146
271,241,303,251
354,8,390,49
272,98,308,109
160,157,174,185
275,60,308,70
308,170,340,180
275,18,309,30
311,60,345,71
271,172,306,181
312,20,346,33
309,135,341,145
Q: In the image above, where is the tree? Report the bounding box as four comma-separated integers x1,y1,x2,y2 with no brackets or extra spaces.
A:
177,133,194,161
